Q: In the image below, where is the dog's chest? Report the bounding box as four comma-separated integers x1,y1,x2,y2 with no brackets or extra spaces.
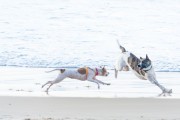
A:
132,70,147,80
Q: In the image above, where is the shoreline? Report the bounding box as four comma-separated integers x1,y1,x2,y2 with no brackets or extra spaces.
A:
0,67,179,98
1,65,180,72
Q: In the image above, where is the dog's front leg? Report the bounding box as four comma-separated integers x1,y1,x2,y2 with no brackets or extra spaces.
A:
147,75,172,96
87,79,101,89
94,78,111,86
147,75,165,90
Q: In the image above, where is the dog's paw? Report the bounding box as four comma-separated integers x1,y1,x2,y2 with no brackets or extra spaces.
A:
104,83,111,85
167,89,172,94
45,90,49,95
158,89,172,97
106,83,111,85
158,93,171,97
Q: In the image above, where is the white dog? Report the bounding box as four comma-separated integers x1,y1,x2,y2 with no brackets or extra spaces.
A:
114,40,172,96
42,66,110,94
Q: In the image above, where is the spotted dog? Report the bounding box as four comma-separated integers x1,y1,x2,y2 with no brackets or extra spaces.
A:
42,67,110,94
114,40,172,96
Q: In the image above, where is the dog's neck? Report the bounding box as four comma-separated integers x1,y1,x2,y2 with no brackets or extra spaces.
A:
95,68,99,76
88,67,99,76
143,65,152,72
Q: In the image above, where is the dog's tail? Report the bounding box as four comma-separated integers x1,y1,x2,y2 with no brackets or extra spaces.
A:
116,40,126,53
45,69,65,73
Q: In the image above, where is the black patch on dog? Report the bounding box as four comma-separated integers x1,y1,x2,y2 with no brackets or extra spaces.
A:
60,69,65,73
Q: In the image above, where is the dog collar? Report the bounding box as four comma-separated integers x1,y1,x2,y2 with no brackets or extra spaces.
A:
95,68,98,76
143,65,152,72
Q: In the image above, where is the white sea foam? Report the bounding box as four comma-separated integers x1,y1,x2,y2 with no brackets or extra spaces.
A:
0,0,180,71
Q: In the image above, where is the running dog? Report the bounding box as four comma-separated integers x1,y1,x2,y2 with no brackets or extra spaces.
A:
114,40,172,96
42,66,110,94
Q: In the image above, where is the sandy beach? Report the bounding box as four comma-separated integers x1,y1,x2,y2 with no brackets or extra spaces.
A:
0,96,180,120
0,67,180,120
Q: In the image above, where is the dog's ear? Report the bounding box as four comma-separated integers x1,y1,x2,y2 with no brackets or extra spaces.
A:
100,65,106,69
146,54,149,60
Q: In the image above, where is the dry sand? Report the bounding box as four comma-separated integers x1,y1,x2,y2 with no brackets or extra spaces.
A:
0,96,180,120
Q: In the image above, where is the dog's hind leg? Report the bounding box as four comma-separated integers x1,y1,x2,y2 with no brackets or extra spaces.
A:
42,80,55,94
42,80,56,94
45,81,60,94
114,62,125,78
43,74,66,94
114,57,126,78
42,81,51,88
45,79,64,94
45,82,54,94
115,68,119,79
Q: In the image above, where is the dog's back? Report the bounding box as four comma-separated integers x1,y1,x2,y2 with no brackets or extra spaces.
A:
115,41,147,80
60,68,87,81
77,68,86,74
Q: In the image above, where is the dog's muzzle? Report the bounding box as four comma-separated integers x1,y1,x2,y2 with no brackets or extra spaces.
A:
105,72,109,76
137,64,143,70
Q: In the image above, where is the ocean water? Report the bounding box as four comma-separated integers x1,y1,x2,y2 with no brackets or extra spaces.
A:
0,0,180,71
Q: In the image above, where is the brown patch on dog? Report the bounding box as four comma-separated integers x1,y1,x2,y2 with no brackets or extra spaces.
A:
77,68,86,75
60,69,65,73
140,70,145,76
123,65,129,71
128,53,146,77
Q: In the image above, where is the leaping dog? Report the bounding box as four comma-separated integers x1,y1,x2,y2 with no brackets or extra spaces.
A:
114,40,172,96
42,66,110,94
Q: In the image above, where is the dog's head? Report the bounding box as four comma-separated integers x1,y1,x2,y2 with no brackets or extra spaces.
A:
98,66,109,76
138,54,152,71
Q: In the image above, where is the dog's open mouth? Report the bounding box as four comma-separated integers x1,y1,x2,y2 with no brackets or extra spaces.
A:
137,65,142,70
